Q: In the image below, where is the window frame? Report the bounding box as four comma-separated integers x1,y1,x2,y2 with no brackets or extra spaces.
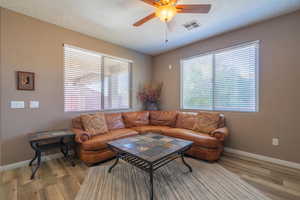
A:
180,41,260,112
63,44,133,113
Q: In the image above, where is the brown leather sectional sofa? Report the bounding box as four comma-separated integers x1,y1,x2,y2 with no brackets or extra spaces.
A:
72,111,229,165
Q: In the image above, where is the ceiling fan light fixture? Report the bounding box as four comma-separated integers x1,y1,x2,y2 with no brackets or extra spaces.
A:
155,5,177,22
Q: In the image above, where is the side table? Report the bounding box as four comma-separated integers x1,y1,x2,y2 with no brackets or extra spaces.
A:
28,129,76,179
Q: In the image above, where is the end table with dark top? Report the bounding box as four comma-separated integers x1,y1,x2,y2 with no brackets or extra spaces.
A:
28,129,76,179
107,133,193,200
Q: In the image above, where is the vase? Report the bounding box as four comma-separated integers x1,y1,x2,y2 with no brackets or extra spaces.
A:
145,102,159,111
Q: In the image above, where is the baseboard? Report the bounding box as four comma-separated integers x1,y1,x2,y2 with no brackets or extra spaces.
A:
2,148,300,172
224,147,300,170
0,153,63,172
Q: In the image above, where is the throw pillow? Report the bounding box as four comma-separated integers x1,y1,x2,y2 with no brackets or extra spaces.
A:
193,112,220,134
80,112,108,135
105,113,125,130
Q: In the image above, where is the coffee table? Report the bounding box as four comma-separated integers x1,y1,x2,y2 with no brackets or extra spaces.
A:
107,133,193,200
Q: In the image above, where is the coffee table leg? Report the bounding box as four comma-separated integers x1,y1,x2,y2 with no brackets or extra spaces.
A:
181,153,192,172
108,153,119,173
149,166,153,200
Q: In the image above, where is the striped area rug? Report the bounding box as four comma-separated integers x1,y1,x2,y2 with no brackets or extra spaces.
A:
75,158,271,200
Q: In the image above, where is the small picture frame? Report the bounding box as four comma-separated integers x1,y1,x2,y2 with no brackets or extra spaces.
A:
17,71,35,91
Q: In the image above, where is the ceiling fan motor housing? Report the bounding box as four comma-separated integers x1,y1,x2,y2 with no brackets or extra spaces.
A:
155,4,177,22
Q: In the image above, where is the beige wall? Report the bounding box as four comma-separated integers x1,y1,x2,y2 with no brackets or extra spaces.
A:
0,8,2,165
153,11,300,164
1,7,300,166
0,8,152,165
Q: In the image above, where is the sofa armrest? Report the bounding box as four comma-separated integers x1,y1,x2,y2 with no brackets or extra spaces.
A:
72,128,91,143
210,127,229,142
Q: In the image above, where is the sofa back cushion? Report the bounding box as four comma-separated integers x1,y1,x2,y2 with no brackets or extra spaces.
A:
175,112,198,130
193,111,220,134
72,116,83,129
150,111,178,126
105,113,125,130
122,111,149,128
80,112,108,135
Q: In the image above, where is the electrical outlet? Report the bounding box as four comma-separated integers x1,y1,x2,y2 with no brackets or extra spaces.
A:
168,65,172,70
272,138,279,146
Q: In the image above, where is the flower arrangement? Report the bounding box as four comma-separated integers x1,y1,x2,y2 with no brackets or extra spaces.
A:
138,82,163,110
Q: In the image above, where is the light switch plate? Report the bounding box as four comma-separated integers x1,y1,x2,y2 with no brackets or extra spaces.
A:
30,101,39,109
11,101,25,109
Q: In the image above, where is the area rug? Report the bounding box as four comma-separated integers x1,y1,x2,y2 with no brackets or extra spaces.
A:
75,158,271,200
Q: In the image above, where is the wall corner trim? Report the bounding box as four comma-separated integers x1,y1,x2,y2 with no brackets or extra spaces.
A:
224,147,300,170
0,153,63,172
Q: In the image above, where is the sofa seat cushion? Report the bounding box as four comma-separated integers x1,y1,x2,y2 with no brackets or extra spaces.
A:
122,111,150,128
150,111,178,126
163,128,221,149
81,128,138,151
132,125,171,134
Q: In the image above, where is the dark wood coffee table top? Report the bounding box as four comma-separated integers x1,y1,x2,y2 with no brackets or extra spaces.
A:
107,133,193,163
28,129,74,142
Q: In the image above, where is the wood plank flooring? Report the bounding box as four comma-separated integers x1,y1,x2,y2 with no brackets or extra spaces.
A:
1,153,300,200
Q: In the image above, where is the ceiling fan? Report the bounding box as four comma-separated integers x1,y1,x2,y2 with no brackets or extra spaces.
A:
133,0,211,27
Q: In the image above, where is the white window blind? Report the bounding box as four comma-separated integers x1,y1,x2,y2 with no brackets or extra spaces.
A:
214,43,257,111
181,41,259,112
103,57,130,110
64,46,102,112
64,45,131,112
182,54,213,110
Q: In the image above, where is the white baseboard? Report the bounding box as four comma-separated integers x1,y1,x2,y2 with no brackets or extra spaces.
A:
224,147,300,170
2,148,300,171
0,153,63,172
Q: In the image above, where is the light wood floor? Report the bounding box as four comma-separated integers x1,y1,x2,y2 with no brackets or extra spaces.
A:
1,153,300,200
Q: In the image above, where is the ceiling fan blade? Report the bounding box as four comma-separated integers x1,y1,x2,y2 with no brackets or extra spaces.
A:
176,4,211,13
140,0,160,7
133,13,156,26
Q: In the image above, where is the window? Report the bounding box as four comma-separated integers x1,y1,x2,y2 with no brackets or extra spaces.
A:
64,45,131,112
103,57,130,110
181,41,259,112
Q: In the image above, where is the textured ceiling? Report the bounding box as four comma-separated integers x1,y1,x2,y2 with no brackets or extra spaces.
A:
1,0,300,55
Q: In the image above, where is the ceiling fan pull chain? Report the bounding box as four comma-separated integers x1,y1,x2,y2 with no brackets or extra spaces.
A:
165,21,169,45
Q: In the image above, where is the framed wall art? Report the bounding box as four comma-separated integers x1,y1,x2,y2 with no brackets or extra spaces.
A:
17,71,35,91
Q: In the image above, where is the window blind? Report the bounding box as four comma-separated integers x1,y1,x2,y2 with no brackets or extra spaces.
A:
64,45,131,112
103,57,130,110
181,41,258,112
214,43,258,111
182,54,213,110
64,45,102,112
